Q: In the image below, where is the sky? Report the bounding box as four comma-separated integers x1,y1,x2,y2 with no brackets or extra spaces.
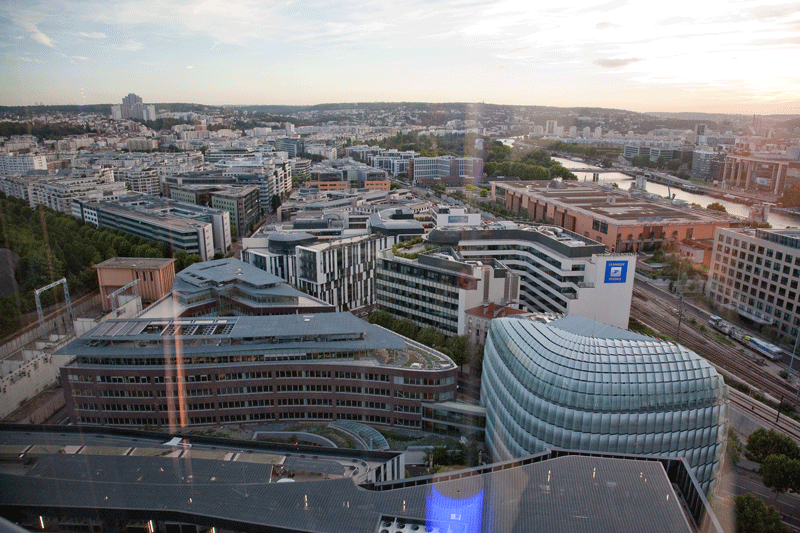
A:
1,0,799,114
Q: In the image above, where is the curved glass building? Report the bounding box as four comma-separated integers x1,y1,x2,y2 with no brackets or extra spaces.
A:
481,315,728,493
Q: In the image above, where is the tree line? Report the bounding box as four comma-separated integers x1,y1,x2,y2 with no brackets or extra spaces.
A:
0,121,96,141
0,195,197,337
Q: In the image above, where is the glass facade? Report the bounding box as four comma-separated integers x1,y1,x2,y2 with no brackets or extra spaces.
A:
481,317,728,494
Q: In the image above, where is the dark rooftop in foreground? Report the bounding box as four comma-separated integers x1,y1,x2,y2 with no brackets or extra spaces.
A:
0,425,719,533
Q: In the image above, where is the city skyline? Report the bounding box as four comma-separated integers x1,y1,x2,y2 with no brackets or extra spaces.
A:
1,0,799,115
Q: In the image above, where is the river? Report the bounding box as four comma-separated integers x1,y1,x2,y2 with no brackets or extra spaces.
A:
550,157,797,229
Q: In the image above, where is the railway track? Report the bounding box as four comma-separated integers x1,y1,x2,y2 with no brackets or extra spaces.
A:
631,292,797,404
728,389,800,442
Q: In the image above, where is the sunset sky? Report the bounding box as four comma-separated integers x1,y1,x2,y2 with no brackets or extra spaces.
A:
2,0,799,114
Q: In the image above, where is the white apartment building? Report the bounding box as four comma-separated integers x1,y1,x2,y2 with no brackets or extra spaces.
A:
127,138,158,151
708,227,800,339
305,142,338,160
29,175,127,214
0,166,125,214
0,154,47,174
116,167,161,196
217,155,292,204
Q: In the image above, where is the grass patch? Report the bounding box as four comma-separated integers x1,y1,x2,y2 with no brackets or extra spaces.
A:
711,332,734,346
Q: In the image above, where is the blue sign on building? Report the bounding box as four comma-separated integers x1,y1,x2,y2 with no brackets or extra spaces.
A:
604,261,628,284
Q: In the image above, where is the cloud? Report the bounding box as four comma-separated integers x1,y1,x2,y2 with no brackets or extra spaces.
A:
657,16,693,26
77,31,107,39
186,65,194,69
16,56,42,62
8,10,55,47
595,22,618,29
594,57,643,68
116,40,143,51
72,55,88,60
751,3,800,20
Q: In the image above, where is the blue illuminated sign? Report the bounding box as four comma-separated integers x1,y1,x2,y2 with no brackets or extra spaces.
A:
604,261,628,283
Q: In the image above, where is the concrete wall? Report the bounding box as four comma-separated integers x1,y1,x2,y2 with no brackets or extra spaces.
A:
0,342,74,419
0,292,100,360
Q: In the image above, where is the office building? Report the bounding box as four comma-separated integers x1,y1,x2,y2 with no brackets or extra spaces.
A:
408,156,484,185
346,145,382,160
708,227,800,337
244,232,397,312
545,120,557,135
72,194,231,260
366,149,419,176
493,181,733,253
58,312,457,429
691,150,721,182
306,160,390,191
368,207,426,238
275,137,304,158
481,315,728,493
210,185,262,237
376,246,520,336
426,223,635,329
291,157,312,178
721,152,800,195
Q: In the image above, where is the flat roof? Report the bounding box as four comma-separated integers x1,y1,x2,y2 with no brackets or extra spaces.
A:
55,314,454,369
94,257,175,270
498,181,731,225
0,427,700,533
175,258,284,288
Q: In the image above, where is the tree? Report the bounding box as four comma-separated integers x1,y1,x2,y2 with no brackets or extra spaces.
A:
779,183,800,208
367,310,395,329
417,326,446,349
485,141,511,163
706,202,727,213
395,319,419,339
548,164,577,180
631,154,654,168
747,428,800,463
520,149,552,167
728,428,742,467
734,493,790,533
759,454,800,498
270,194,282,214
445,335,470,367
